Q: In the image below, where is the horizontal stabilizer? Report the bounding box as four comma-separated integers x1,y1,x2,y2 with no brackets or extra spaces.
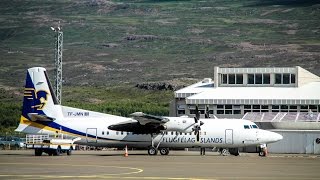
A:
28,113,55,121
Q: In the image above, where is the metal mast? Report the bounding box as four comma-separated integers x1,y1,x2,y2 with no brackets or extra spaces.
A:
51,24,63,104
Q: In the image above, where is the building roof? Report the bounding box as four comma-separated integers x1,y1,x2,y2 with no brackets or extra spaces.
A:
185,81,320,105
175,78,214,98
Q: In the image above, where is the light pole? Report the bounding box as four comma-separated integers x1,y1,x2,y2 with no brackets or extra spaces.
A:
51,24,63,104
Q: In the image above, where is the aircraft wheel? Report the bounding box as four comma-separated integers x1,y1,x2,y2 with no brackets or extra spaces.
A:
159,148,169,155
221,148,229,156
229,148,240,156
259,149,267,157
148,147,158,155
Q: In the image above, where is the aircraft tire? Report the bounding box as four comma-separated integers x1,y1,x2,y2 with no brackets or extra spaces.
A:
148,147,158,155
221,148,229,156
259,150,266,157
229,148,240,156
159,148,169,155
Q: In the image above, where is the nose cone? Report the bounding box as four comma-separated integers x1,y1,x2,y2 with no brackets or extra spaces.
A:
259,130,283,144
273,132,283,142
267,131,283,143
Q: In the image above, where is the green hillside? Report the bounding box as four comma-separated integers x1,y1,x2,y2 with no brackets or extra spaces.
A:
0,0,319,133
1,0,319,86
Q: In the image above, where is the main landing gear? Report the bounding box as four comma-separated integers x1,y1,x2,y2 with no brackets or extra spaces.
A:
218,148,240,156
147,133,169,156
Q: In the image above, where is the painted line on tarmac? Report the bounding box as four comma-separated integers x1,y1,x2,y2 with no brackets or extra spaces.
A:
0,162,143,178
0,175,214,180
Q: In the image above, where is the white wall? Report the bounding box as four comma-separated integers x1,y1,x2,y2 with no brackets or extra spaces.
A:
268,130,320,154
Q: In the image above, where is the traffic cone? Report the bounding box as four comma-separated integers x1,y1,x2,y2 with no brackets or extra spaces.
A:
124,145,128,157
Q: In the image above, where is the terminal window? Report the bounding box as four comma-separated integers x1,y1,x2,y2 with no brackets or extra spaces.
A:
221,74,243,85
229,74,235,84
245,104,269,113
178,109,185,115
216,104,241,114
248,74,270,85
275,73,296,84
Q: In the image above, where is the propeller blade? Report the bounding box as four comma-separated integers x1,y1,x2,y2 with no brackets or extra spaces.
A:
196,131,200,142
195,105,200,121
205,106,209,118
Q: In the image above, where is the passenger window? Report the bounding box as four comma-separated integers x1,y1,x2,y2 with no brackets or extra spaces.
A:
252,125,258,129
244,125,250,129
121,131,123,135
107,131,109,135
102,131,104,135
116,131,119,135
171,132,174,135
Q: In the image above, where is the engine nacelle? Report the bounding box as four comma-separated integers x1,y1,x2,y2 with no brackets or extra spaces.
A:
161,117,196,133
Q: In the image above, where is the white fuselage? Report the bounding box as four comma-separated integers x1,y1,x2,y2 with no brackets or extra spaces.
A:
16,105,282,149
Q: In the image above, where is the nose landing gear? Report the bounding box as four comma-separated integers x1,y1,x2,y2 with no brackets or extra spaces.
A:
258,144,268,157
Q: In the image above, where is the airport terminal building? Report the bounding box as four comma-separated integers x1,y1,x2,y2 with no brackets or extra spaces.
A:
171,66,320,154
172,66,320,118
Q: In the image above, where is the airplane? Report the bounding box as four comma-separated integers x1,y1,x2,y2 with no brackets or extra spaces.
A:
15,67,283,156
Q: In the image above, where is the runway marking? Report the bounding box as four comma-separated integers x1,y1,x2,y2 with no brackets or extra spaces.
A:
0,175,214,180
0,162,143,178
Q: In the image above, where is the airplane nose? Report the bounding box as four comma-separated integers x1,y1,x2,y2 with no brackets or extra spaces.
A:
270,131,283,142
275,133,283,141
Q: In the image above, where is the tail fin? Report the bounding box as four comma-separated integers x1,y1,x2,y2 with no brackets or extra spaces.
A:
16,67,59,132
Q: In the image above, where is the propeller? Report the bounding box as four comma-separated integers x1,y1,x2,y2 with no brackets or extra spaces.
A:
205,105,210,119
193,105,204,142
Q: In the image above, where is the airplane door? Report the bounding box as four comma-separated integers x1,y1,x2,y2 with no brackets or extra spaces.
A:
225,129,233,144
86,128,97,143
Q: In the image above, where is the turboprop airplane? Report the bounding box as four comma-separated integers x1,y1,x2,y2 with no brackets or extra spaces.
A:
15,67,283,156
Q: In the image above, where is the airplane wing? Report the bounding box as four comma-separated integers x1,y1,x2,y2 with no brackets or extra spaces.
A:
27,113,55,121
130,112,169,125
108,112,169,133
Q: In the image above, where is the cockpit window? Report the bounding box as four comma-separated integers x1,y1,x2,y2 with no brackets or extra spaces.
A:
252,125,258,129
244,125,250,129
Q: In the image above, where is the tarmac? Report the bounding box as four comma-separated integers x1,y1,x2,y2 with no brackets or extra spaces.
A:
0,150,319,180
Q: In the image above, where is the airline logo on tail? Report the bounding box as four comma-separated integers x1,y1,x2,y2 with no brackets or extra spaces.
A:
24,88,49,110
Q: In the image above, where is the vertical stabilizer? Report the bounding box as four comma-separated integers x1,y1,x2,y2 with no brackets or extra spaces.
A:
19,67,59,125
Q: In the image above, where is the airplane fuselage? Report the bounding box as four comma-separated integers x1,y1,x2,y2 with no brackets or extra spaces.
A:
17,106,280,149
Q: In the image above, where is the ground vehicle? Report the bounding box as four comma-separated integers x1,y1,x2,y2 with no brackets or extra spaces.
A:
0,136,25,150
26,134,80,156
